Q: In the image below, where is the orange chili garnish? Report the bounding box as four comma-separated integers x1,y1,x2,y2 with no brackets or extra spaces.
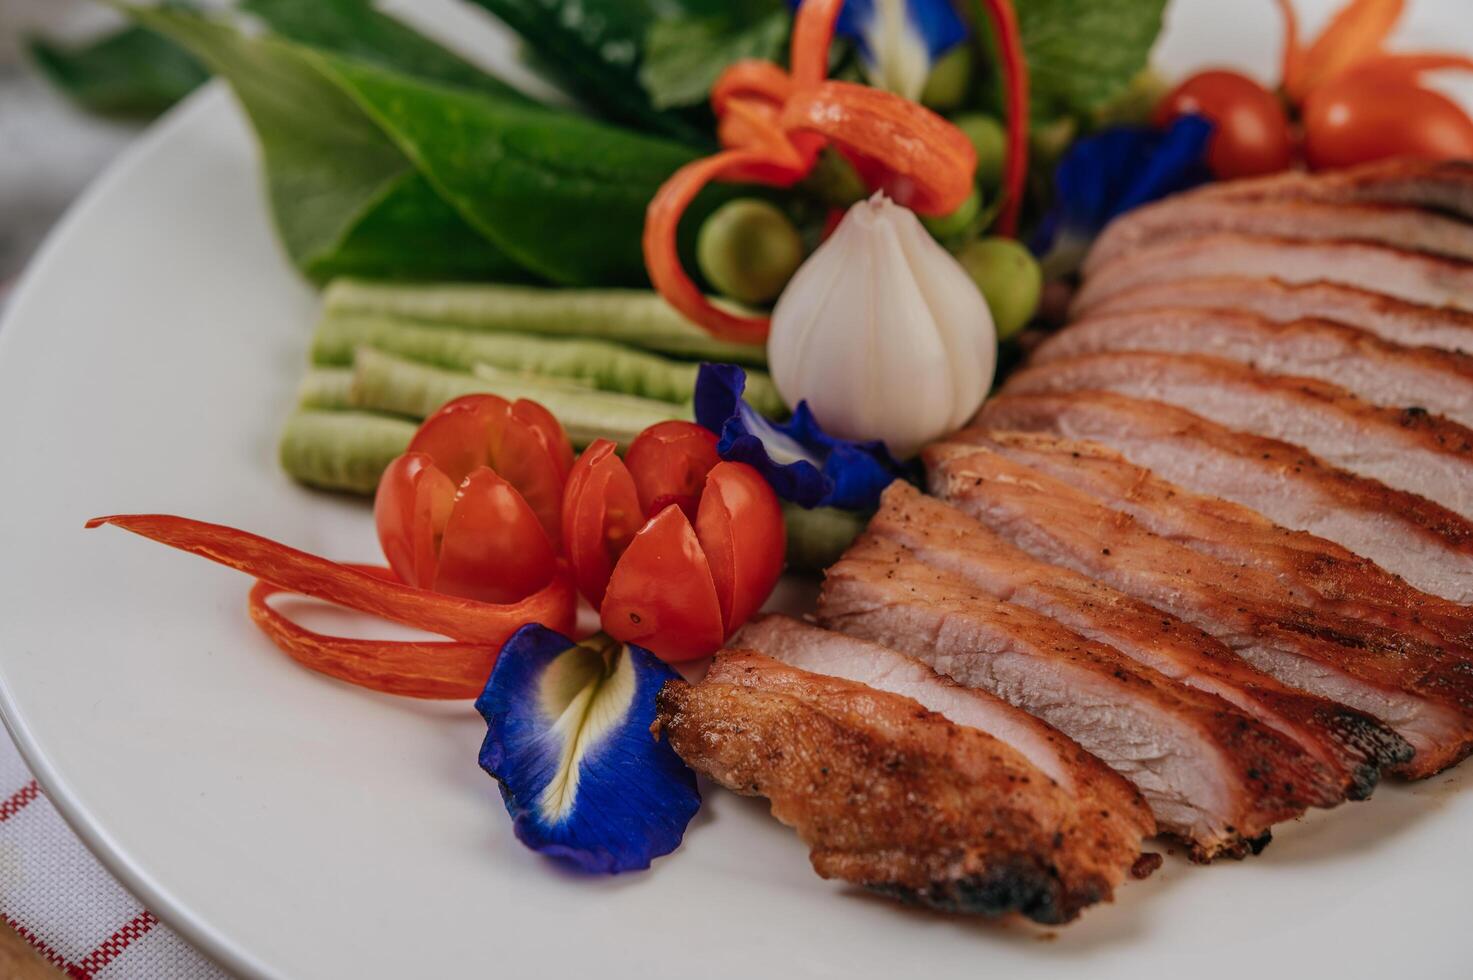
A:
1277,0,1473,105
643,0,1032,343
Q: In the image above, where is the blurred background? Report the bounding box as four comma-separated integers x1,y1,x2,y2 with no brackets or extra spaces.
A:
0,1,145,290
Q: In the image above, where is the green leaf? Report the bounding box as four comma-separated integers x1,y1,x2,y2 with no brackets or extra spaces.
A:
240,0,531,103
1011,0,1168,122
463,0,714,142
312,54,706,286
639,9,790,111
127,5,524,283
26,24,207,119
125,5,714,287
304,171,526,282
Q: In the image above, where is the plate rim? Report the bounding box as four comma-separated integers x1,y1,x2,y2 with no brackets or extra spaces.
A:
0,82,279,980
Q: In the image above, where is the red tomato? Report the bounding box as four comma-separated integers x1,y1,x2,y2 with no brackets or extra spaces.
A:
623,421,721,521
1154,70,1295,179
1303,76,1473,171
374,452,455,591
560,440,644,607
432,468,557,604
375,395,571,604
695,462,786,632
408,395,568,547
601,507,726,662
562,430,786,662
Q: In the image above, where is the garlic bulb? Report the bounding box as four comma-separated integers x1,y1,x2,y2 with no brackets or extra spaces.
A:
767,192,997,459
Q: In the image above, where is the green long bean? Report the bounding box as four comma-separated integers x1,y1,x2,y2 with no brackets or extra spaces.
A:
322,279,769,366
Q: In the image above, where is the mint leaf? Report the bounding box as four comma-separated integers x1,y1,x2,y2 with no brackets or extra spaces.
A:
640,10,790,111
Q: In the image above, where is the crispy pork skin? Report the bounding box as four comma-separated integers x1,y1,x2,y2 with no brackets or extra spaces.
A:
970,430,1473,648
1085,277,1473,355
1031,310,1473,429
868,482,1401,798
1194,158,1473,219
1071,234,1473,315
978,391,1473,604
1001,351,1473,522
655,652,1149,922
923,444,1471,776
1086,199,1473,274
817,535,1333,860
730,615,1145,802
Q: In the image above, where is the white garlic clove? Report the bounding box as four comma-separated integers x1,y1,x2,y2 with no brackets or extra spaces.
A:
767,192,997,459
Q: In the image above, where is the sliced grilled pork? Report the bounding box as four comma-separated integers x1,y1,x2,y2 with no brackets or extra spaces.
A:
818,535,1336,859
979,391,1473,604
1085,277,1473,354
923,443,1471,776
731,615,1149,814
970,430,1473,648
867,482,1399,797
1086,200,1473,274
1195,158,1473,219
655,651,1151,922
1002,351,1473,522
1031,310,1473,429
1071,234,1473,315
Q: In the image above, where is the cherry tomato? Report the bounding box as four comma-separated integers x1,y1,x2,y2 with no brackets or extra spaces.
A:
408,395,571,547
562,424,786,662
1303,76,1473,171
601,506,726,662
432,467,557,605
623,421,721,521
1154,70,1294,179
695,462,787,631
560,440,644,607
375,395,572,604
374,452,456,591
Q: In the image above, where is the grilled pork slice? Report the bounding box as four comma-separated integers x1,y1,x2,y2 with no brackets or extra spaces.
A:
969,430,1473,648
1085,277,1473,354
1071,234,1473,315
1196,158,1473,219
655,651,1151,922
978,391,1473,605
818,535,1334,860
923,444,1470,776
1031,310,1473,429
730,615,1145,802
1002,351,1473,522
1086,199,1473,275
868,483,1398,797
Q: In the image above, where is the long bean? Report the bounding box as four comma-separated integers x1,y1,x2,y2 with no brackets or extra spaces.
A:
279,410,416,494
349,348,684,448
313,313,787,416
322,279,769,366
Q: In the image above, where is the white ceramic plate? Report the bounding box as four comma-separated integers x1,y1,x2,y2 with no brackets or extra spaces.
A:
3,2,1472,978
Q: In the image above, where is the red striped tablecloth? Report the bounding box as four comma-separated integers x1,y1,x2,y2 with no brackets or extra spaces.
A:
0,734,228,979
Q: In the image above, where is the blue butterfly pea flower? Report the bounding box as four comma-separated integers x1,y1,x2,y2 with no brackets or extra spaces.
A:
798,0,968,100
694,363,903,511
476,625,700,874
1033,116,1214,274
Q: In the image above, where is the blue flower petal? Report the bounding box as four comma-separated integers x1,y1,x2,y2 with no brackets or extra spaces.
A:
694,363,903,510
1034,116,1214,262
799,0,968,98
475,625,700,874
